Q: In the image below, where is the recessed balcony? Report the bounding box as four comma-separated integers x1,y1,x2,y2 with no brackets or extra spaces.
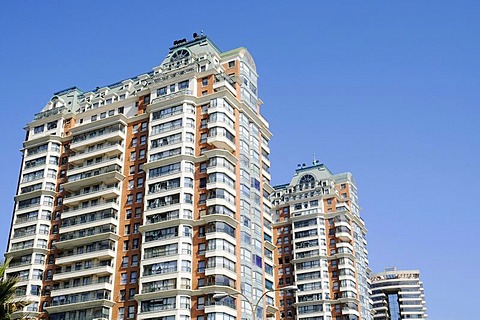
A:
63,185,121,206
69,143,124,164
56,248,116,266
71,127,125,152
54,263,114,281
63,167,124,192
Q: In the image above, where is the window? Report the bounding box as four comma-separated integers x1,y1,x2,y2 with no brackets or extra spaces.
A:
170,84,176,93
121,256,129,268
125,225,131,235
200,133,207,143
129,166,135,174
141,122,147,131
34,125,44,134
135,208,142,218
202,77,208,86
133,223,140,234
130,151,136,161
118,107,124,114
179,80,189,89
118,307,125,320
139,149,145,159
202,90,208,96
198,260,206,273
130,271,137,283
132,238,139,249
128,306,135,319
198,243,206,255
100,112,106,119
131,255,138,266
158,87,167,96
137,177,144,187
119,290,126,301
47,121,58,130
121,273,127,284
228,61,236,68
129,288,136,300
131,138,137,147
126,209,132,219
127,195,133,205
123,240,129,251
197,296,205,310
91,115,97,121
140,136,146,145
108,109,115,116
136,193,143,203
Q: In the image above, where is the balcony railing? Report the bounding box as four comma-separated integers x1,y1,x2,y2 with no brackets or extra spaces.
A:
59,225,116,242
65,185,119,199
56,262,112,274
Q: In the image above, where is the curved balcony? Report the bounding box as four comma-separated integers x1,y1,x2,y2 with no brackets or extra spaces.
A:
207,132,235,152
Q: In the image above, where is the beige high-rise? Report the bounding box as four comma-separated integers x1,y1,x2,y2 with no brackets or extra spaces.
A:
271,163,373,320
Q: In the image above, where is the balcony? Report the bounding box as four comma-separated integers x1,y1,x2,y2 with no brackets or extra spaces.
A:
150,89,194,107
212,78,237,96
46,292,114,314
63,165,124,191
336,227,353,242
54,263,114,281
64,185,121,206
71,126,125,151
207,132,236,152
62,200,119,219
199,210,238,228
57,225,119,249
51,279,113,297
205,197,236,215
56,248,116,266
60,215,118,235
205,265,237,281
68,157,123,177
69,142,124,164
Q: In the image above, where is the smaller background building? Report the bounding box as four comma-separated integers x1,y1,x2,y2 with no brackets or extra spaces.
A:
370,267,427,320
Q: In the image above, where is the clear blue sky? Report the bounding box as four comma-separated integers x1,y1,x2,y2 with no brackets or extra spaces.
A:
1,1,479,319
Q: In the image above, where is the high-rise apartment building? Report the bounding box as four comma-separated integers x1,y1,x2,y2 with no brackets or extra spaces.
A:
370,267,427,320
4,34,277,320
271,163,372,320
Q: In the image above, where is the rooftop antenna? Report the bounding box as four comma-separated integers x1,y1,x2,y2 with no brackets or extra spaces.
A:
312,153,317,166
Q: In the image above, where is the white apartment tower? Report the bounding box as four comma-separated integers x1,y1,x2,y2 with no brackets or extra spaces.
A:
4,34,276,320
